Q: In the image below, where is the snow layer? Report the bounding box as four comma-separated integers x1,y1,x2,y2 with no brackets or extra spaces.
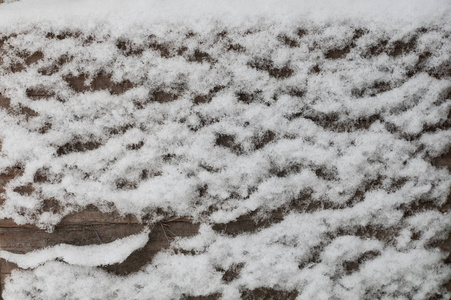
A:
0,0,449,30
1,0,451,299
0,229,149,268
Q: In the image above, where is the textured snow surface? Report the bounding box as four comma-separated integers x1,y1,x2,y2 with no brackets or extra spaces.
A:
1,0,451,299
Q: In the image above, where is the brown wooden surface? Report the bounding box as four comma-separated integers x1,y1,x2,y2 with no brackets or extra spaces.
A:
0,207,144,295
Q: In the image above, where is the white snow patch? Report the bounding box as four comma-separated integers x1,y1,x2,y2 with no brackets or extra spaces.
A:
0,229,149,268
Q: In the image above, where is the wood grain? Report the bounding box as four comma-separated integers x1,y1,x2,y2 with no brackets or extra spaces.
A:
0,206,145,295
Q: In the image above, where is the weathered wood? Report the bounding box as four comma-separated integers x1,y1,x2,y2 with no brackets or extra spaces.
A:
103,220,200,275
0,207,147,296
0,203,204,298
435,148,451,212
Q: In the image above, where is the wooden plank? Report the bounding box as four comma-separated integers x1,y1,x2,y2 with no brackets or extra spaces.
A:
103,220,200,275
0,205,203,298
0,209,141,229
0,205,144,296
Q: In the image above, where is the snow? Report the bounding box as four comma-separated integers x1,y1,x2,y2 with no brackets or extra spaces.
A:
0,229,149,268
0,0,450,298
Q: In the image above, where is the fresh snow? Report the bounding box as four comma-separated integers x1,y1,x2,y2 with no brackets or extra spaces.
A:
0,229,149,268
0,0,451,299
